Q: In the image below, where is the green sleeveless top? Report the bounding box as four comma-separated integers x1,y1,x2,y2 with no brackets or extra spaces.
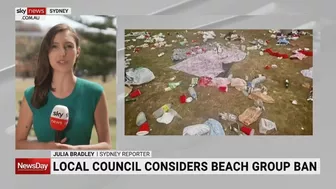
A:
24,78,104,145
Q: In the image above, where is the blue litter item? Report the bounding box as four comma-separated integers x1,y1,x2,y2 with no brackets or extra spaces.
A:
204,118,225,136
277,38,289,45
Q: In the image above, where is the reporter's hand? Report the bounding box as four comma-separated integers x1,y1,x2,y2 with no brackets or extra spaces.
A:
53,138,79,150
46,138,70,149
55,143,78,150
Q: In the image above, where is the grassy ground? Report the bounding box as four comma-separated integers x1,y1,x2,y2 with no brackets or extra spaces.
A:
125,29,313,136
16,75,116,148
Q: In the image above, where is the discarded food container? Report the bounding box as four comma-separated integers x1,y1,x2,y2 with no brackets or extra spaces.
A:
240,126,254,135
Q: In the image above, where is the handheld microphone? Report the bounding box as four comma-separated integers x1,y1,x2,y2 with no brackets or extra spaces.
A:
50,105,69,143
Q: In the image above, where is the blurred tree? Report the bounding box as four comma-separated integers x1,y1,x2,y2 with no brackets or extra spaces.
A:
65,15,116,82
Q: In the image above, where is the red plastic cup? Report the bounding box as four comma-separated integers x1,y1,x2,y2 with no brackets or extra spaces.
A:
136,122,150,136
218,86,227,92
180,94,187,103
264,65,271,70
130,89,141,98
241,126,255,135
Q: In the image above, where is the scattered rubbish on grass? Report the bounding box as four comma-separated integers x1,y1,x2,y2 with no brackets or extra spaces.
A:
202,31,216,42
307,89,313,102
239,106,263,126
156,111,175,124
186,97,193,103
219,112,237,122
204,119,225,136
153,104,172,119
170,76,176,81
277,38,290,45
259,118,277,134
129,89,142,98
180,94,187,104
125,67,155,86
188,87,197,100
136,112,147,126
248,91,275,103
183,124,211,136
285,79,289,88
301,67,313,79
125,29,312,135
240,126,255,135
165,81,181,91
190,77,199,87
136,122,150,136
264,48,289,59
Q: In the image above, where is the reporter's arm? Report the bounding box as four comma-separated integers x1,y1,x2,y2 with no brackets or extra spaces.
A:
76,92,112,150
15,96,57,149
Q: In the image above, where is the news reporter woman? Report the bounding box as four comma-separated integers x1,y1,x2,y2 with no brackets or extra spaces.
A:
16,23,112,150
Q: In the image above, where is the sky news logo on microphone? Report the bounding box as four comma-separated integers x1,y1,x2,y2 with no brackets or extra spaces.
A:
50,105,69,131
15,158,51,174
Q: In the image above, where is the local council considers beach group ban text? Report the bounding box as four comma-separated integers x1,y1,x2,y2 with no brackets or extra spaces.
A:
51,159,319,173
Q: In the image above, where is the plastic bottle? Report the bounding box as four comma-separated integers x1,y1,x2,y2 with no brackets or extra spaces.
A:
251,75,266,88
188,87,197,100
219,112,237,122
152,104,172,119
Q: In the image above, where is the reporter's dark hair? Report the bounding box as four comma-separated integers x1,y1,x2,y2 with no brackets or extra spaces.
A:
31,24,80,109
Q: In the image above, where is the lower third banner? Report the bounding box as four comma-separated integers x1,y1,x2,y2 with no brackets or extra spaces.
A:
15,158,320,175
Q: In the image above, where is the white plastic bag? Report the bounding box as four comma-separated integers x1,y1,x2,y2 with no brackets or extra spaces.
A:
125,67,155,85
259,118,277,134
183,124,210,136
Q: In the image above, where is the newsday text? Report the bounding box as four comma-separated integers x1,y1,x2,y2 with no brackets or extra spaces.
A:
15,151,320,175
